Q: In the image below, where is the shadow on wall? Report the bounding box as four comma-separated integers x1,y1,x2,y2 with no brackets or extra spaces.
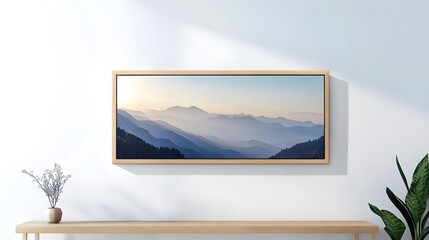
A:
117,76,348,176
133,0,429,112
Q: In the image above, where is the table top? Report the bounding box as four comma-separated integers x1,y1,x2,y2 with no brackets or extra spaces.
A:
16,221,378,234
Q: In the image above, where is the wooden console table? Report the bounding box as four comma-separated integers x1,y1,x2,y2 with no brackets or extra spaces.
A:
16,221,378,240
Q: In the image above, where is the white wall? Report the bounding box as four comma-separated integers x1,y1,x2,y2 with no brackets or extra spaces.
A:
1,1,428,240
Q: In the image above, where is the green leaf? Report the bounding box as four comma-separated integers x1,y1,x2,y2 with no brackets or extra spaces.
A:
405,154,429,224
411,154,429,201
413,154,429,182
369,203,406,240
422,211,429,227
405,179,427,224
422,226,429,240
386,187,415,239
396,156,410,192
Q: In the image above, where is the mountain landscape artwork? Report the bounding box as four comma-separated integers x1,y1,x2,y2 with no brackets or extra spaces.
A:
113,71,329,164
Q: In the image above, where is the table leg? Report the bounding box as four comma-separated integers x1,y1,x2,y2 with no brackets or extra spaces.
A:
370,233,376,240
35,233,40,240
354,233,359,240
22,233,27,240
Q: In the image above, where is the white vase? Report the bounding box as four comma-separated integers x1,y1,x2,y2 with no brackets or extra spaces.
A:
45,208,62,223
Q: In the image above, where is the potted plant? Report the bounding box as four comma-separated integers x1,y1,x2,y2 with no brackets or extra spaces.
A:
369,154,429,240
22,163,71,223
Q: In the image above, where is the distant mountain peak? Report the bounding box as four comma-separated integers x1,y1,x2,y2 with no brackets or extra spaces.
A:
237,113,253,117
166,105,205,112
166,105,184,110
209,115,231,120
231,115,256,121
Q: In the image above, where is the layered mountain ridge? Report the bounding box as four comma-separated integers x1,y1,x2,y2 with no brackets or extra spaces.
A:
116,106,325,159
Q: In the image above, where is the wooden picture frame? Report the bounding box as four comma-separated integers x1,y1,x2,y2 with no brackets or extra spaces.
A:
112,70,329,164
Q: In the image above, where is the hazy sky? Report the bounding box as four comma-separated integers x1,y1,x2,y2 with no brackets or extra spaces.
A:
117,75,325,124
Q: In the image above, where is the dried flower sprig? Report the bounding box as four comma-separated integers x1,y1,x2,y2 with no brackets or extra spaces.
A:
22,164,71,208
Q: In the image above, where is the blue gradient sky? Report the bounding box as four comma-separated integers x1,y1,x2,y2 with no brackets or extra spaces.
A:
117,75,325,124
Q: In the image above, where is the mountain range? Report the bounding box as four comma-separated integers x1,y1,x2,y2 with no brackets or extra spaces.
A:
116,106,325,159
270,135,325,159
117,127,185,159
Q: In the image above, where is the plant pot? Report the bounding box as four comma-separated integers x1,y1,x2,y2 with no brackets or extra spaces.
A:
45,208,62,223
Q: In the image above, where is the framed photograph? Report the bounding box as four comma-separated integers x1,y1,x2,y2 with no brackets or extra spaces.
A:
112,71,329,164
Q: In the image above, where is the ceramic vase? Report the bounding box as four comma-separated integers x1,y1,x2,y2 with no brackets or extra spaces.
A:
45,208,62,223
